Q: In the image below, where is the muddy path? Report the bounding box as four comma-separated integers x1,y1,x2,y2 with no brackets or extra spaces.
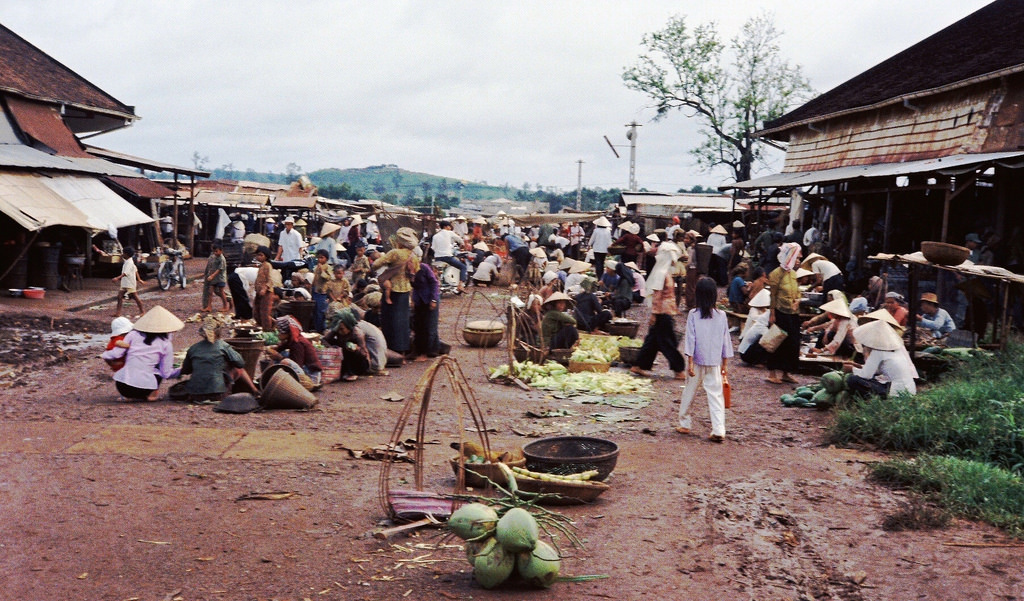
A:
0,288,1021,600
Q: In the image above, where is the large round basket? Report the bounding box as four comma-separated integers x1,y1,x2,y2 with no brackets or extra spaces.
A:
449,456,526,488
921,241,969,266
462,320,504,347
617,346,642,365
604,319,639,338
513,344,545,364
546,348,572,365
523,436,620,481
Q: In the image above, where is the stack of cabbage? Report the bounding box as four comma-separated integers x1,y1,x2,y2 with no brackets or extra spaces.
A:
489,360,653,396
448,503,561,589
780,370,850,409
571,334,628,363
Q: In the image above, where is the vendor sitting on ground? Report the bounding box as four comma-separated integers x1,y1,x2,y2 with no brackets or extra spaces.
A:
540,292,579,350
264,315,323,389
883,292,909,327
805,298,857,357
179,317,259,400
917,292,956,339
843,320,917,398
323,307,388,380
573,277,612,333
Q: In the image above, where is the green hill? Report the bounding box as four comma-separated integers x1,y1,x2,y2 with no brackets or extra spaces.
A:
209,165,517,201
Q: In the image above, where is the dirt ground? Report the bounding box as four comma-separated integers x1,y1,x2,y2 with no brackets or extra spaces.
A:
1,271,1022,601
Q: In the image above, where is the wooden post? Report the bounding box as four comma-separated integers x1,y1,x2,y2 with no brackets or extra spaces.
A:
171,172,179,246
907,264,919,351
1000,281,1010,351
940,188,951,243
883,190,893,253
187,174,196,254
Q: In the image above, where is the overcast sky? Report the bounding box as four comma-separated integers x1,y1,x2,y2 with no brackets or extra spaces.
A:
2,1,994,194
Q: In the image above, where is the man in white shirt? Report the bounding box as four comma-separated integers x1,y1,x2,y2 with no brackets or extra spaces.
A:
275,217,305,262
452,215,469,238
568,222,584,259
431,221,467,289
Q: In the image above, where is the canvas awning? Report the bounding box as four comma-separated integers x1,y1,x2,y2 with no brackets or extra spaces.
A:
0,171,93,231
193,189,272,209
620,192,735,214
272,195,317,209
508,211,606,226
723,151,1024,191
39,174,153,232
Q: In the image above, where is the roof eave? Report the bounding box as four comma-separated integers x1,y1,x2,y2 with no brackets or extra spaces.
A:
757,63,1024,141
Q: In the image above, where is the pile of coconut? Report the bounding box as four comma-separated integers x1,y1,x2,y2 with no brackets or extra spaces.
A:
448,503,562,589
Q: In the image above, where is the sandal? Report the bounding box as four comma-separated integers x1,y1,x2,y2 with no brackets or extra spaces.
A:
781,374,798,384
675,427,691,434
342,374,358,382
708,434,725,443
765,377,784,385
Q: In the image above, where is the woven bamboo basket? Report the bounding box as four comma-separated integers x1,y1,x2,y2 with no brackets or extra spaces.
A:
921,241,969,266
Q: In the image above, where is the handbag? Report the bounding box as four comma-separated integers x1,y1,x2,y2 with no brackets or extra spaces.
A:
758,324,788,353
722,375,732,409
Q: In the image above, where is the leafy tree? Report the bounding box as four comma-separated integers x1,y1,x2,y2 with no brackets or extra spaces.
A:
372,182,386,196
623,13,812,183
192,151,209,170
392,171,403,191
285,162,302,182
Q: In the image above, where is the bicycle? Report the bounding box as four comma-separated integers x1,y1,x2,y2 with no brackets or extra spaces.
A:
157,248,187,290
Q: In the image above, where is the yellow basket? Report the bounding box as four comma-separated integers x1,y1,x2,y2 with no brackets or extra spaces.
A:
568,360,610,373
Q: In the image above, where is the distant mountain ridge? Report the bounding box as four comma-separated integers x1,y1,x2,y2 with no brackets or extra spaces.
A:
207,164,518,201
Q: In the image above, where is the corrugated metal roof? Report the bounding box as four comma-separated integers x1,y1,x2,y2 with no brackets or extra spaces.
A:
105,175,174,199
85,145,211,177
0,24,134,123
724,151,1024,191
762,0,1024,138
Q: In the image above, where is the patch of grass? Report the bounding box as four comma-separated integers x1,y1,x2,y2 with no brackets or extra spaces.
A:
830,342,1024,536
870,455,1024,537
829,344,1024,472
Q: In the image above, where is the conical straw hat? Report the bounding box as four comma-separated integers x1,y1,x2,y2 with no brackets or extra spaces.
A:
801,253,826,269
748,289,771,308
852,320,904,351
862,308,903,330
260,368,317,410
593,216,611,227
569,260,591,274
133,305,184,334
819,298,852,319
542,291,575,307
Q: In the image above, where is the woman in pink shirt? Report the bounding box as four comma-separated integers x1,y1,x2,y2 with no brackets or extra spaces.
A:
101,305,183,401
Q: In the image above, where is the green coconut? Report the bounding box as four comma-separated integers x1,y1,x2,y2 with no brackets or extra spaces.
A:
472,537,515,589
516,540,561,588
495,507,539,553
448,502,499,541
811,388,835,408
465,538,490,564
820,371,846,394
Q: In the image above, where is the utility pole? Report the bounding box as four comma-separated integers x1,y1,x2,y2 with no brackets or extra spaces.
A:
626,122,640,192
576,159,584,211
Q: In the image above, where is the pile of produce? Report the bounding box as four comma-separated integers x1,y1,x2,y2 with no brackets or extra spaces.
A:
617,337,643,349
571,334,630,363
450,503,561,589
780,370,850,409
489,361,652,396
